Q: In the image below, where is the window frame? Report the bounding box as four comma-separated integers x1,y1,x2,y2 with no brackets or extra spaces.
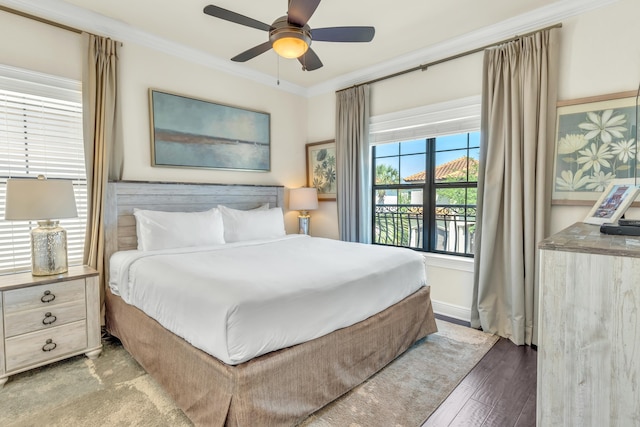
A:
371,133,478,257
368,96,481,258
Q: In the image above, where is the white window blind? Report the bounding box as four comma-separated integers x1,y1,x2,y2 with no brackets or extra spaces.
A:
369,95,481,145
0,64,86,274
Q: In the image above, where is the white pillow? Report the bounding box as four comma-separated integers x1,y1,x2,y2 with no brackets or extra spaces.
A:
133,208,225,251
219,205,286,243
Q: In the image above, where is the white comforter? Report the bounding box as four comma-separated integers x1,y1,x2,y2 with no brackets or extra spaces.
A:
109,235,426,365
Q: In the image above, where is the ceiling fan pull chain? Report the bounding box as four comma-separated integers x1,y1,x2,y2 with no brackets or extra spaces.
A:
277,55,280,85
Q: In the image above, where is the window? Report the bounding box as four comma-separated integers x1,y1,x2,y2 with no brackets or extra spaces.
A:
372,133,478,256
0,65,86,274
369,96,481,257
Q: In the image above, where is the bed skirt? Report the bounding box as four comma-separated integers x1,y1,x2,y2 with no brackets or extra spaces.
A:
105,286,437,426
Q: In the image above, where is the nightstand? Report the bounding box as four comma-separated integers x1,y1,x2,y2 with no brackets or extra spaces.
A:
0,266,102,387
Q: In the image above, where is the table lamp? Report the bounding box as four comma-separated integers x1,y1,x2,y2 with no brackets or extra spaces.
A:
4,175,78,276
289,187,318,235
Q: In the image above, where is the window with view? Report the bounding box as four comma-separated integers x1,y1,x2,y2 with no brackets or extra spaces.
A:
0,65,86,274
372,132,479,256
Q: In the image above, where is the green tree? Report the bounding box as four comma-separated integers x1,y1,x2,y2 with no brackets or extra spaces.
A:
375,164,399,204
437,181,477,207
436,159,479,207
374,164,414,246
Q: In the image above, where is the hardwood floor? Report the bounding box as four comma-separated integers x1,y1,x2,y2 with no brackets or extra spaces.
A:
423,325,537,427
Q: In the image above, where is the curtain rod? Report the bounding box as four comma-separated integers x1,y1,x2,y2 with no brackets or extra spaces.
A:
337,22,562,93
0,5,82,34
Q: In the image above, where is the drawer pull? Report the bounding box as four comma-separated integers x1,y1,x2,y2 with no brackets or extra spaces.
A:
42,312,57,325
42,339,57,352
41,290,56,303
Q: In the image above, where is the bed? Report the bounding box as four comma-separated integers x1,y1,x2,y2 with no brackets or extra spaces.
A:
104,181,437,426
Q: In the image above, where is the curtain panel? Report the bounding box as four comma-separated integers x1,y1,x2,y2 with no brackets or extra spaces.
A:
335,85,371,243
472,29,559,346
82,33,122,321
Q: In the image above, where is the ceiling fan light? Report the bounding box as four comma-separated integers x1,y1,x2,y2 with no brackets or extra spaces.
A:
273,36,309,59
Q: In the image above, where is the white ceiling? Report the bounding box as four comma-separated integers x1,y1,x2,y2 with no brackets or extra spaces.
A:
1,0,618,96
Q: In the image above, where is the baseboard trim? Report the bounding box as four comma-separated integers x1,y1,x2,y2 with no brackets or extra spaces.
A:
435,313,471,327
432,299,471,324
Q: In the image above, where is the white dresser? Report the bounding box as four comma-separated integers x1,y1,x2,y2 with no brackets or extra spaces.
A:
537,222,640,426
0,266,102,387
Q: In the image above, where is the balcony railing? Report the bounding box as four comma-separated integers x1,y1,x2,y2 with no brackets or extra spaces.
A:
374,204,476,255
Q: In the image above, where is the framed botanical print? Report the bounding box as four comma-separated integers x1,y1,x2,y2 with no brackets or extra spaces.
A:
553,90,639,205
305,140,336,201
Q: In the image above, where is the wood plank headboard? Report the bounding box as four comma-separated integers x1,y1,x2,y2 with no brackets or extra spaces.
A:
104,181,285,267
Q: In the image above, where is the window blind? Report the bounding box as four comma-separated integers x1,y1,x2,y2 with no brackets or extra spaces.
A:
0,65,86,274
369,95,481,145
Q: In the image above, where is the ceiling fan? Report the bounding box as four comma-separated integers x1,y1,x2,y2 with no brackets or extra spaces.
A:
203,0,375,71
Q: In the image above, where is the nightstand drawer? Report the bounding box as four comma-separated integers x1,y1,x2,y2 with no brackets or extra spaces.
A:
4,300,87,338
4,279,85,314
5,320,87,372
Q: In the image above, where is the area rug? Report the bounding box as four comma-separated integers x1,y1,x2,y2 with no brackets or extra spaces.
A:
0,319,497,427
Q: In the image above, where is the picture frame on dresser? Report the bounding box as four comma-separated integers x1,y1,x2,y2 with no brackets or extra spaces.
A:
583,179,639,225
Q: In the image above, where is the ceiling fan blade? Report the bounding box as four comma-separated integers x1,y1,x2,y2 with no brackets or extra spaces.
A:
287,0,321,27
311,27,375,43
298,48,323,71
231,41,273,62
204,5,271,32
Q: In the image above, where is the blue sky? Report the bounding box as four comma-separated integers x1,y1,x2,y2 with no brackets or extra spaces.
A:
374,133,480,182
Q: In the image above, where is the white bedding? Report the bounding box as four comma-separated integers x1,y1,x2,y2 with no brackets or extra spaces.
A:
109,235,426,365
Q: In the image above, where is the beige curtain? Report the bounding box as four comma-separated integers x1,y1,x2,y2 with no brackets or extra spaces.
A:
472,29,559,346
336,85,371,243
82,33,122,321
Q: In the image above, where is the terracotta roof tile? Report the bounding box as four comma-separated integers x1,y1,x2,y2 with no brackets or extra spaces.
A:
404,156,478,183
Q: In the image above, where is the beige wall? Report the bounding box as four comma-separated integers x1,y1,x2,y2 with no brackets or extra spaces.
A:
550,0,640,233
0,9,308,234
117,43,308,233
306,91,339,239
307,0,640,319
0,10,83,80
3,0,640,320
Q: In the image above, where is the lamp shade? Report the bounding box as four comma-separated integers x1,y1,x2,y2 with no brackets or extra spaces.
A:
5,176,78,221
289,187,318,211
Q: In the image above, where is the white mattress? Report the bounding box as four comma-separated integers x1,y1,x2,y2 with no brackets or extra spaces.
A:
109,235,426,365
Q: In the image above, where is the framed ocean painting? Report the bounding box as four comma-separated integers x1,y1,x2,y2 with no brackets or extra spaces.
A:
149,89,270,172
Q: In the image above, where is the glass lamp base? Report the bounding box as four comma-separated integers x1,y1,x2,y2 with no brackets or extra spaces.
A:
31,220,68,276
298,214,311,235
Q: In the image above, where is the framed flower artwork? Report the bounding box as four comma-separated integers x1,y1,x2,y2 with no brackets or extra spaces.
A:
306,140,336,201
552,90,639,205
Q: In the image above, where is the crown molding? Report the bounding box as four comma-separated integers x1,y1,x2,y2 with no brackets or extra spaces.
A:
0,0,308,96
306,0,620,97
0,0,620,99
